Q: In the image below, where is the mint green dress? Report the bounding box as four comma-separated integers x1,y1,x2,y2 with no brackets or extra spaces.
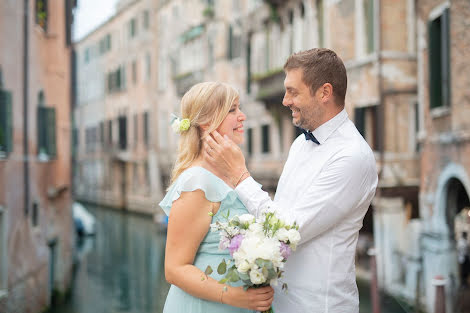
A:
159,166,255,313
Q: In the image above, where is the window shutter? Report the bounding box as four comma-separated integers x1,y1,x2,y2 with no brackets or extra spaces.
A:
428,16,444,109
37,107,46,154
5,92,12,152
354,107,365,137
47,108,56,157
441,8,450,107
0,91,13,154
228,25,233,59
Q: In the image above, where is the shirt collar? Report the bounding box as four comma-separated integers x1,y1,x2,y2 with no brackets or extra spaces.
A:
311,108,348,144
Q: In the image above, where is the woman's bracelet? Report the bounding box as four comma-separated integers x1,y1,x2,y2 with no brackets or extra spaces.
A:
235,170,249,187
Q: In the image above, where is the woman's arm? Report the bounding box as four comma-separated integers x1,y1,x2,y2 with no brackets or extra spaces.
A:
164,189,274,311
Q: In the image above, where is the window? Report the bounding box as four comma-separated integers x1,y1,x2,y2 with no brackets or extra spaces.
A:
107,66,126,93
145,53,151,81
35,0,48,31
84,47,91,64
143,112,149,147
246,35,251,93
0,205,7,293
429,7,450,109
316,0,324,47
143,10,150,29
107,120,113,146
228,25,242,59
247,128,253,156
355,106,378,150
0,87,13,157
32,202,39,227
364,0,375,53
72,128,78,155
261,125,270,153
132,60,138,84
134,114,138,145
37,106,56,158
129,18,138,38
118,116,127,150
99,121,105,145
99,34,112,55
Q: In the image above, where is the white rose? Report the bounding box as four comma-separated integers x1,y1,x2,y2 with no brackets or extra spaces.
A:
238,214,255,225
237,260,251,273
171,119,181,133
249,268,266,285
275,228,289,242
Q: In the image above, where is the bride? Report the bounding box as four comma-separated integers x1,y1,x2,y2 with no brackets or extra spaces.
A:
159,82,274,312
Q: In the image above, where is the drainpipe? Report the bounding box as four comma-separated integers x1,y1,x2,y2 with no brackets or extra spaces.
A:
23,0,30,216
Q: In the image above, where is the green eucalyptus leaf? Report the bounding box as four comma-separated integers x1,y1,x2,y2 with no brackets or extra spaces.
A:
205,266,213,275
217,260,227,275
239,272,250,281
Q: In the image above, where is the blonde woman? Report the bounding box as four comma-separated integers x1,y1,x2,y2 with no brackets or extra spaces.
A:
159,82,274,313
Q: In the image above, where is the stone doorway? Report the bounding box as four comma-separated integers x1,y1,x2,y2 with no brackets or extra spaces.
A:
446,178,470,312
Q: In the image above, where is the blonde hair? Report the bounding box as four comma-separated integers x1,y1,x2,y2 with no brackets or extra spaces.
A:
169,82,239,186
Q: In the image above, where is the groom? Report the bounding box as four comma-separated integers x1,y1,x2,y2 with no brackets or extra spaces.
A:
204,48,378,313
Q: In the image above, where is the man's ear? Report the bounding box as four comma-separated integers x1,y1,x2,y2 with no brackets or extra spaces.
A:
318,83,333,102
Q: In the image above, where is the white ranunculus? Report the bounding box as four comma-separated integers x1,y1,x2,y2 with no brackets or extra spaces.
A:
238,214,255,225
249,268,266,285
248,223,263,235
287,229,301,250
237,260,251,273
275,228,289,242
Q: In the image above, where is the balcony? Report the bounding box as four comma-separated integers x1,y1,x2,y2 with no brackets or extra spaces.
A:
253,68,285,105
173,70,204,96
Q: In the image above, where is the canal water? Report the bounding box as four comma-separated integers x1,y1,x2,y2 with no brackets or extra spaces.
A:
51,204,408,313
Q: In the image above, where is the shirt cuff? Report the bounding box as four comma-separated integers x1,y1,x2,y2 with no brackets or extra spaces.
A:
234,176,262,208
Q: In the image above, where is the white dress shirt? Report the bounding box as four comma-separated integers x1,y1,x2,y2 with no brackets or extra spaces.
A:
236,109,378,313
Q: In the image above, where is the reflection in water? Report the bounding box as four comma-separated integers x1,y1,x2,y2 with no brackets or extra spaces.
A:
51,204,407,313
51,204,170,313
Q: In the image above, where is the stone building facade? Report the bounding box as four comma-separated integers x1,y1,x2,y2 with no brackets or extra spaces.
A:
414,0,470,311
73,0,163,214
0,0,76,312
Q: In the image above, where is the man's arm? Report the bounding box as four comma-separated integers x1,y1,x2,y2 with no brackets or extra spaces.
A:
237,152,378,245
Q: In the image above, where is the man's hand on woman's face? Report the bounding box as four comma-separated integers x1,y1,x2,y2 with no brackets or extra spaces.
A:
203,130,248,188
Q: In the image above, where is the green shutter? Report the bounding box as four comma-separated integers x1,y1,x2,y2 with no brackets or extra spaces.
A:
5,92,12,152
0,90,13,154
228,25,233,59
441,8,450,107
354,107,365,137
37,107,46,154
366,0,375,53
47,108,56,157
429,17,442,108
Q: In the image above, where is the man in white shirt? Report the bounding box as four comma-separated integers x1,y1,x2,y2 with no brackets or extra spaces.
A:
204,48,378,313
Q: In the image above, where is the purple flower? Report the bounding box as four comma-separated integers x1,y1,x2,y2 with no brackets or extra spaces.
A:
219,236,230,250
228,234,244,256
280,242,292,260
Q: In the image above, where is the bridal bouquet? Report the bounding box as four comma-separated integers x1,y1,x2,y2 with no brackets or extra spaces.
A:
205,209,301,313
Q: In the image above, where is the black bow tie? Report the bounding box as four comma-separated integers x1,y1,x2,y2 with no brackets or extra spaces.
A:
302,129,320,144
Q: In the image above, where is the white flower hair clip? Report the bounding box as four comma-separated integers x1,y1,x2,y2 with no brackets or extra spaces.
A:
171,114,191,134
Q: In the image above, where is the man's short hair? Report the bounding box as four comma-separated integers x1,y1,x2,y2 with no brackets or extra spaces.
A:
284,48,347,106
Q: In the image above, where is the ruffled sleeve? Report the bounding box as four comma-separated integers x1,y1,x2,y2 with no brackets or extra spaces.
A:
158,167,237,216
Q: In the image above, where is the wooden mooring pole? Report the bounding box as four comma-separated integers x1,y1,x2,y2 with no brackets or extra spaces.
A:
368,248,381,313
